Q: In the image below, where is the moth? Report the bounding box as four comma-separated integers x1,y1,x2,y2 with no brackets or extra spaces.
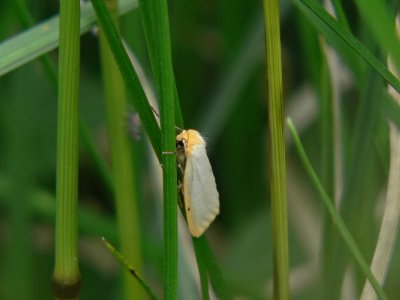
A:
176,129,220,237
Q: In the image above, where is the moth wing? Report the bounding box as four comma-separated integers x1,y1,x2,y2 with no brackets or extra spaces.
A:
183,145,220,237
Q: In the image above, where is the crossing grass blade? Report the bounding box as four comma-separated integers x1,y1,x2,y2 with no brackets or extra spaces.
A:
287,118,388,300
102,238,159,300
292,0,400,94
0,0,138,77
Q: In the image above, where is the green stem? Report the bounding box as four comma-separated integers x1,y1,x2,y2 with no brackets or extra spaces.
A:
12,0,112,195
90,0,161,160
98,0,144,299
53,0,81,299
263,0,290,299
150,0,179,296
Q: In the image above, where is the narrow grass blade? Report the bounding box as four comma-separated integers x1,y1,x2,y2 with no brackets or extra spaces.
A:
138,0,184,128
193,243,210,300
287,118,388,300
330,0,350,30
0,0,138,77
90,0,161,159
291,0,400,94
193,237,232,300
354,0,400,71
102,238,159,300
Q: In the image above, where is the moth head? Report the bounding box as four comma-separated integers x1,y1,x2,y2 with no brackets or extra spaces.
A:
176,131,188,167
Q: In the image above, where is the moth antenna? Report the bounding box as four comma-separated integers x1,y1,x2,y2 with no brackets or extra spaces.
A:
150,105,160,120
151,105,182,133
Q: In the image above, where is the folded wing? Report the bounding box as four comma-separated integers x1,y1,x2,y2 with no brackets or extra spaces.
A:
183,145,220,237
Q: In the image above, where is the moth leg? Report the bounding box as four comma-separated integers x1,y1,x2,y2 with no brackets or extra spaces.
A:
177,162,185,177
177,181,185,210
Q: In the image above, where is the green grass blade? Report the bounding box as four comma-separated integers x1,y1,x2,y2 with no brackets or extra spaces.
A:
0,0,138,77
102,238,159,300
90,0,161,159
193,237,232,300
144,0,179,296
193,243,210,300
11,0,113,197
287,118,388,300
52,0,81,299
11,0,58,86
138,0,184,128
263,0,290,298
354,0,400,71
291,0,400,94
330,0,350,30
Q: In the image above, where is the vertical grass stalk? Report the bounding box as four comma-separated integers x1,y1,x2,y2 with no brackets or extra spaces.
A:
98,0,144,299
262,0,290,299
152,0,179,296
12,0,113,196
52,0,81,299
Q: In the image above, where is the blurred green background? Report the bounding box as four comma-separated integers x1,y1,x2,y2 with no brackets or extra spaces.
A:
1,0,400,299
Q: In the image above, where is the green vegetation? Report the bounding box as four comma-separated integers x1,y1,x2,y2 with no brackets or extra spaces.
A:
0,0,399,299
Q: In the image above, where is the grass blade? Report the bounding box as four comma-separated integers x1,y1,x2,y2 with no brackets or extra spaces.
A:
90,0,161,159
102,238,159,300
193,237,232,299
0,0,138,77
287,118,388,300
292,0,400,94
11,0,113,196
354,0,400,71
193,244,210,300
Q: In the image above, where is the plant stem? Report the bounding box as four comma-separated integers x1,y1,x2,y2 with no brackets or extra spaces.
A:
90,0,161,159
53,0,81,299
98,0,144,299
151,0,179,296
263,0,290,299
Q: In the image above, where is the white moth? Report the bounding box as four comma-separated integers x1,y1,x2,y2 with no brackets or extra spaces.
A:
176,129,220,237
